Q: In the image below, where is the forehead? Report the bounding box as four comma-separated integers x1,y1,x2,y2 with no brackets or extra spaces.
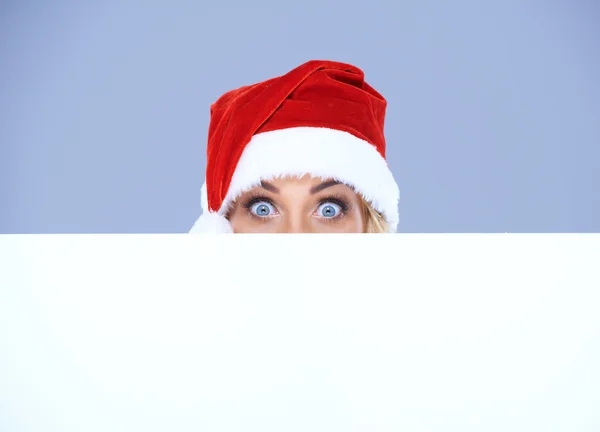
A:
254,176,358,198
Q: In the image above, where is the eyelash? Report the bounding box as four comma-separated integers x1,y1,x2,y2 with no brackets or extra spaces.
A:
240,193,352,223
319,194,351,216
241,194,277,221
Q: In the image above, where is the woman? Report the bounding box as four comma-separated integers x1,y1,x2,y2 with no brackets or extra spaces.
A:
189,60,400,233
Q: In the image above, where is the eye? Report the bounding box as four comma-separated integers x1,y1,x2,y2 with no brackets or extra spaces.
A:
249,201,277,217
316,202,342,218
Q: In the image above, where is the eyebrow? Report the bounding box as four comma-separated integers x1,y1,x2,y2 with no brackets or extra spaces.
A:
259,180,280,193
310,180,341,194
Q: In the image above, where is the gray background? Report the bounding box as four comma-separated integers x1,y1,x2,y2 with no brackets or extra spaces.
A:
1,0,598,233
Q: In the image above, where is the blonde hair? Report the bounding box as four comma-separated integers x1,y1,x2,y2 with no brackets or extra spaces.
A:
361,197,390,233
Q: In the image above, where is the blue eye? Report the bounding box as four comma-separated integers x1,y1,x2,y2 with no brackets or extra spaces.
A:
317,202,342,218
250,201,276,217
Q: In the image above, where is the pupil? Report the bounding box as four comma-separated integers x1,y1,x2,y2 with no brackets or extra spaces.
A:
324,205,334,216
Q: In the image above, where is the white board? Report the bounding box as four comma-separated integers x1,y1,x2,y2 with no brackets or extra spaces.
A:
1,234,599,431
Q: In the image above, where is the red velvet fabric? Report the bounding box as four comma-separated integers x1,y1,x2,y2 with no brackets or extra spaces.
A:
205,60,387,212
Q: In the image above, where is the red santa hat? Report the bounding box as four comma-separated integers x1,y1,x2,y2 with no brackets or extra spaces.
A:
189,60,400,233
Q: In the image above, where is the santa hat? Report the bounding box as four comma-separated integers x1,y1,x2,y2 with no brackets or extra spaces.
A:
189,60,400,233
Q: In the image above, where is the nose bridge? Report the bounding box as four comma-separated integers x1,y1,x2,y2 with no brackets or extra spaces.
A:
279,208,314,233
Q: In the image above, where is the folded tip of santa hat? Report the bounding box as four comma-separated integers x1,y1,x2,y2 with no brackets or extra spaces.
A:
189,212,234,234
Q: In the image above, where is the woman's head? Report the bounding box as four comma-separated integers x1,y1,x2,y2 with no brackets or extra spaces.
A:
190,60,399,234
227,175,389,233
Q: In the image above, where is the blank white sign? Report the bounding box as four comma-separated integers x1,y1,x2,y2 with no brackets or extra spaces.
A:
1,234,599,431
